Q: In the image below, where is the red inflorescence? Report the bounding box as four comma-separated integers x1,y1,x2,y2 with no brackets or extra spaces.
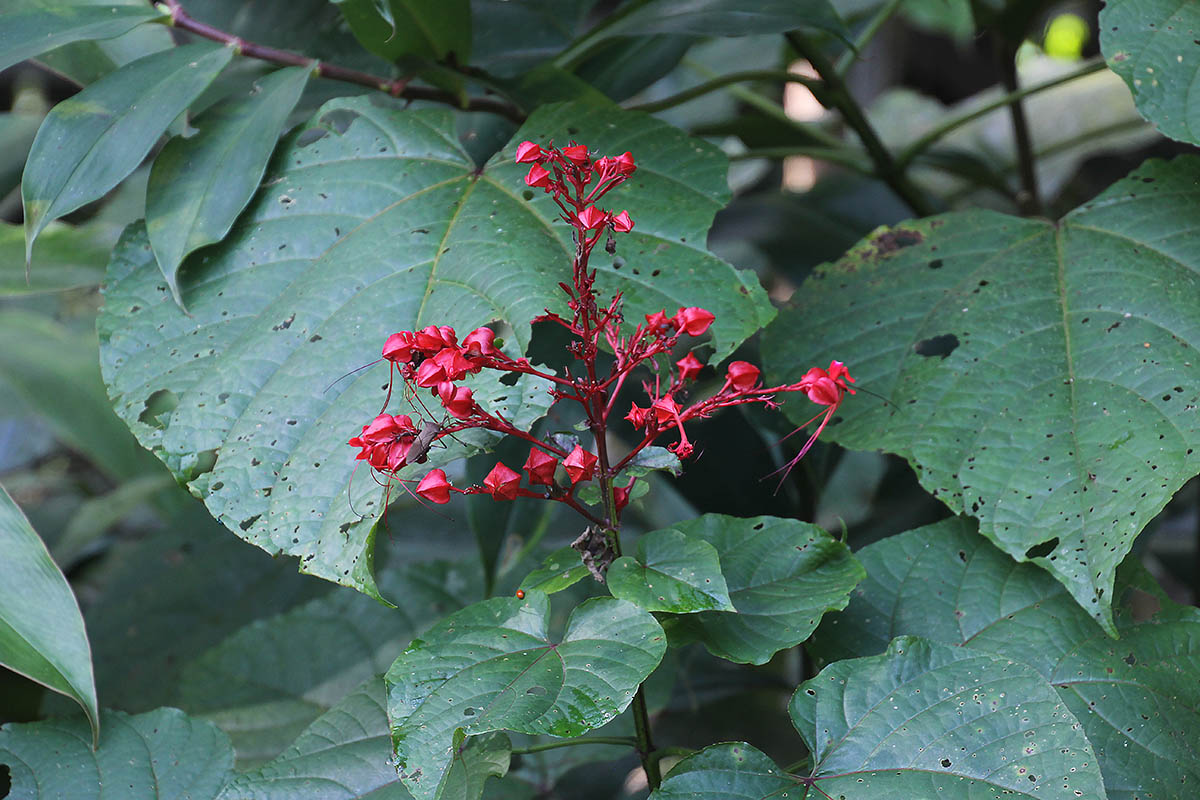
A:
348,140,853,520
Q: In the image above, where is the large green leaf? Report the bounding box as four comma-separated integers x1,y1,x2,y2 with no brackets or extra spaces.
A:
516,546,589,595
661,514,863,664
1100,0,1200,145
0,707,233,799
22,41,234,263
180,561,474,767
0,485,98,741
810,518,1200,800
24,0,174,87
385,593,665,800
0,5,165,74
650,743,797,799
608,528,733,613
98,98,771,600
791,637,1107,800
761,156,1200,635
146,65,312,308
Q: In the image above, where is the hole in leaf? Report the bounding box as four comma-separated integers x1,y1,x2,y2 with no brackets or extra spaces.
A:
1025,538,1059,559
526,686,548,696
138,389,179,429
913,334,959,359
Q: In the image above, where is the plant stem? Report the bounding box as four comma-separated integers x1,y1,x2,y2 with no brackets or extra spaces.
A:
835,0,905,76
154,0,525,123
786,31,934,217
999,46,1042,216
729,146,873,175
896,60,1104,168
679,58,847,150
630,691,661,788
626,69,819,114
510,736,638,755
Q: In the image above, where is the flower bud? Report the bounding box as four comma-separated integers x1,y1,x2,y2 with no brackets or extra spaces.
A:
577,205,607,231
416,469,452,504
562,144,589,164
677,352,704,382
525,163,551,188
523,447,558,486
515,141,544,163
675,307,715,336
563,444,598,484
726,361,760,391
611,210,634,233
483,461,522,501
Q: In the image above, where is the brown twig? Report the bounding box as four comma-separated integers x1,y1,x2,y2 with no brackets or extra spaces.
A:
155,0,526,123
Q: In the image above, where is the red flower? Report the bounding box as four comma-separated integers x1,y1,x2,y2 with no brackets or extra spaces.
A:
726,361,760,392
432,346,475,381
437,382,475,419
613,151,636,175
382,331,415,363
416,468,452,504
677,352,704,382
644,310,671,332
563,444,598,484
415,358,448,388
625,403,649,428
414,325,454,351
462,327,500,357
525,164,551,188
523,447,558,486
611,210,634,232
483,461,522,501
827,360,856,394
613,477,636,512
562,144,589,164
675,307,714,336
577,205,607,230
515,141,544,163
797,362,856,407
651,395,680,426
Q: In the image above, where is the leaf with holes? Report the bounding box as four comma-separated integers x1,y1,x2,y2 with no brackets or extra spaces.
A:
0,485,99,742
385,593,664,800
660,514,863,664
791,637,1107,800
1100,0,1200,145
810,517,1200,800
608,528,733,613
649,743,798,799
22,42,234,264
762,156,1200,635
0,707,233,799
98,98,771,601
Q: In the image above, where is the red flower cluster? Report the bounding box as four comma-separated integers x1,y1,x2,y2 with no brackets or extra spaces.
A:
348,140,853,522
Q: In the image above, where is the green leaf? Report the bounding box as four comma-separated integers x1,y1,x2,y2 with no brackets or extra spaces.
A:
470,0,594,78
179,560,474,767
0,484,99,742
650,743,797,799
53,473,175,570
218,678,417,799
0,221,109,295
588,0,848,44
0,5,166,74
608,528,733,613
1100,0,1200,145
146,65,312,309
662,514,863,664
99,98,771,600
622,445,682,478
516,546,589,595
791,637,1107,800
335,0,471,62
0,707,233,799
809,518,1200,800
22,41,234,265
385,593,665,800
761,156,1200,635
